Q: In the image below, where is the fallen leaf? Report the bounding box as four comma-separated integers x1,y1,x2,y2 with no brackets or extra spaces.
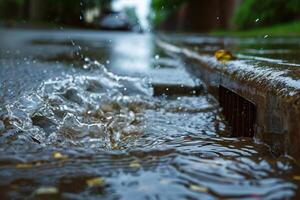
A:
86,177,105,187
214,50,234,63
52,152,68,160
129,160,141,168
189,184,208,193
16,163,33,169
35,186,58,195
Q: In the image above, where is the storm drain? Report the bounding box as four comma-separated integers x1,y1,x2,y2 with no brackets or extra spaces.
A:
152,84,203,97
219,85,256,137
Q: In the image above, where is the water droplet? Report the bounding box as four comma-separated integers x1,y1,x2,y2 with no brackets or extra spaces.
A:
264,34,269,38
83,65,89,69
255,18,260,22
155,55,160,60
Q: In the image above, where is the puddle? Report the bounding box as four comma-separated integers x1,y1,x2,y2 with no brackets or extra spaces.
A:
1,59,300,199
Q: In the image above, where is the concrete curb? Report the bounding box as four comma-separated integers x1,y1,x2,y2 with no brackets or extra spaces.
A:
158,39,300,162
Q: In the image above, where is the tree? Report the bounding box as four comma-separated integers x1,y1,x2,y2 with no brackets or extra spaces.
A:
0,0,24,20
234,0,300,29
150,0,189,26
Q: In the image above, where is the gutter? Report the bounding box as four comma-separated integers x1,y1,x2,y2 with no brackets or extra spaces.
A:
157,38,300,162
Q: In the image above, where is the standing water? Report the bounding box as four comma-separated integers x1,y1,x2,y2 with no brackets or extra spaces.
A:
0,29,300,199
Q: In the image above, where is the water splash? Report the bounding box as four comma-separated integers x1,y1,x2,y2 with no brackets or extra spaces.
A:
0,60,153,151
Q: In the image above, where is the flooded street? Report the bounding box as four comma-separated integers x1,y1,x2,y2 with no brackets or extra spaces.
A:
1,28,300,199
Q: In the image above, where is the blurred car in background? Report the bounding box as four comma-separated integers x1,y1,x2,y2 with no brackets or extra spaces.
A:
97,11,143,32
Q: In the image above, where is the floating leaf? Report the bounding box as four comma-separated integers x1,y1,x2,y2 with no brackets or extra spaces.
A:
214,50,234,63
189,184,208,193
86,177,105,187
35,186,58,195
52,152,68,160
129,160,141,168
16,163,33,169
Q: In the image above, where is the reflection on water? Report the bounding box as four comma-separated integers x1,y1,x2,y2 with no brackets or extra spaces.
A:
0,30,300,199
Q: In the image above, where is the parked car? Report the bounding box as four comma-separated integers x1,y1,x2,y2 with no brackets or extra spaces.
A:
98,12,132,31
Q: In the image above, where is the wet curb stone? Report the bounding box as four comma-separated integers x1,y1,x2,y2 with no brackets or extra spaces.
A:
158,39,300,162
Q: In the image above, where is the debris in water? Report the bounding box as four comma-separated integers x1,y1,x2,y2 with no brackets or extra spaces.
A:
189,184,208,193
16,163,33,169
293,175,300,181
35,186,59,195
52,152,68,160
129,160,141,168
86,177,105,187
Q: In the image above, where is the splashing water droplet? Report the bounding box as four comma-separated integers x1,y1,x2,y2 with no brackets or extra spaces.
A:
255,18,260,22
155,55,160,60
264,35,269,38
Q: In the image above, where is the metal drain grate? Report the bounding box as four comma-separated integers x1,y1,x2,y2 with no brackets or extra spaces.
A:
152,84,203,97
219,85,256,137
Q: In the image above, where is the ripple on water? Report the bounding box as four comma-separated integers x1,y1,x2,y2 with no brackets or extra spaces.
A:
0,60,300,199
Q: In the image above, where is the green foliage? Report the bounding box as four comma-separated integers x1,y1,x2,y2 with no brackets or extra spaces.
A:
234,0,300,29
0,0,113,24
0,0,24,20
38,0,82,24
212,20,300,37
150,0,189,26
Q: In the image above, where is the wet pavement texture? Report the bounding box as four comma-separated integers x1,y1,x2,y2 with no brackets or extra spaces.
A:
0,28,300,199
159,34,300,98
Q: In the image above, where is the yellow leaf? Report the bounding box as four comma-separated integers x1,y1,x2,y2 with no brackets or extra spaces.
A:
214,50,234,63
86,177,105,187
293,175,300,181
129,160,141,168
52,152,68,160
35,186,58,195
16,163,33,169
189,184,208,193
